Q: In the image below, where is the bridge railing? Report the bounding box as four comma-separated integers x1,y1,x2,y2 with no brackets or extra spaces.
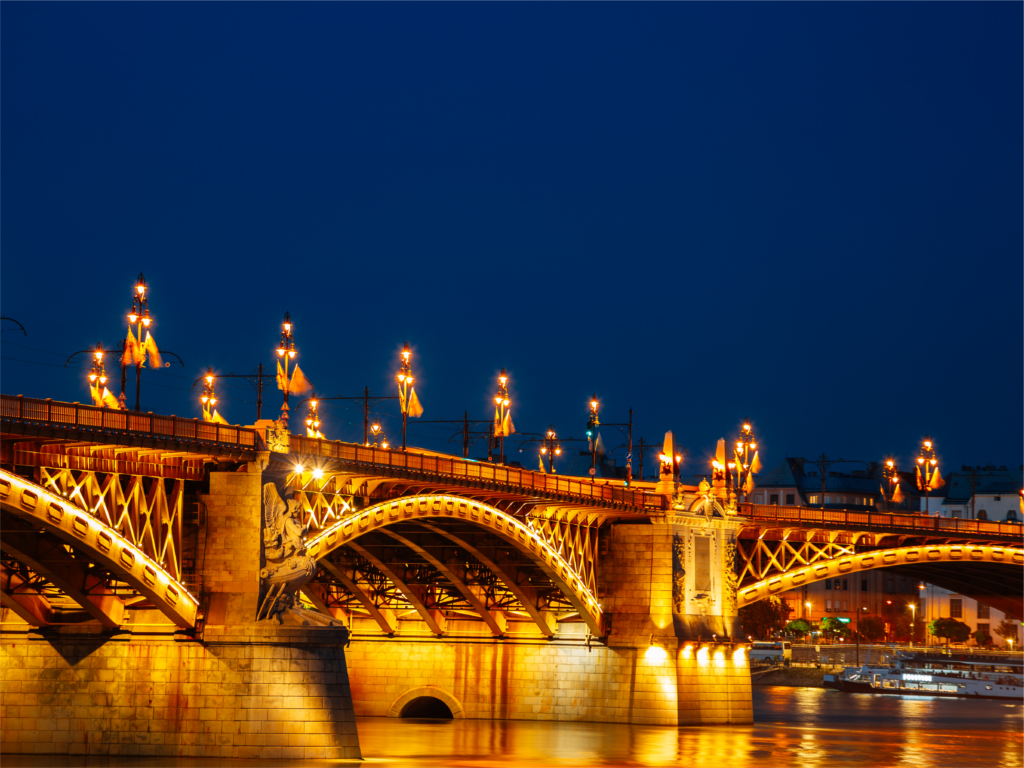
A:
289,434,663,511
740,502,1023,538
1,394,260,451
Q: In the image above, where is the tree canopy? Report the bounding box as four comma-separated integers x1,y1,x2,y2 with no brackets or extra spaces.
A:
928,617,971,645
856,615,886,642
784,619,812,636
739,596,791,640
994,619,1019,646
819,617,851,641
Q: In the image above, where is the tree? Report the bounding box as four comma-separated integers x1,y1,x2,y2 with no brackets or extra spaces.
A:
972,630,992,647
784,619,812,639
739,596,792,640
819,617,851,644
994,619,1019,648
856,615,886,643
928,617,971,646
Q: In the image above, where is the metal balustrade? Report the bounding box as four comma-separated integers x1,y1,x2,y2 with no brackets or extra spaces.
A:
740,502,1023,539
1,394,259,450
289,434,663,511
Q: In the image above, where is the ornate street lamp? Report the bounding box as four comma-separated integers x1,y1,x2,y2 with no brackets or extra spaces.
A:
586,394,600,479
305,394,322,439
275,313,297,423
916,436,943,514
732,418,761,502
539,425,562,473
369,418,383,448
493,368,512,464
395,342,422,450
882,455,904,512
200,368,218,421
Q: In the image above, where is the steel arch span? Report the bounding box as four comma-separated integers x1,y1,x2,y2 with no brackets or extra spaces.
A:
304,494,604,635
736,543,1023,609
0,468,199,627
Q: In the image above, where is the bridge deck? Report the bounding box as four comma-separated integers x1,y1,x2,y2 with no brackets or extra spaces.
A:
739,502,1023,542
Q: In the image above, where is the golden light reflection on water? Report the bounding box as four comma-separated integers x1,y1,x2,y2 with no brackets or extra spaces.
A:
3,689,1019,768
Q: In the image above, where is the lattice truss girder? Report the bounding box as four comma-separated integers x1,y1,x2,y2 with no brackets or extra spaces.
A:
733,527,998,586
523,504,602,600
36,466,184,582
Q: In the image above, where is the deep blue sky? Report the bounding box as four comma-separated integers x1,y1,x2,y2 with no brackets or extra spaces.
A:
2,3,1021,479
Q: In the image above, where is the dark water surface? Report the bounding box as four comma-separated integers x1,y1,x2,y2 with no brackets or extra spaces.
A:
6,687,1022,767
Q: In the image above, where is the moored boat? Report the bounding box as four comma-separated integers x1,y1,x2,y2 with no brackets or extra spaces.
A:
840,651,1023,700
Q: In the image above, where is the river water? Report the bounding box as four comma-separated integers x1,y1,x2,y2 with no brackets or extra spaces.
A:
7,687,1022,767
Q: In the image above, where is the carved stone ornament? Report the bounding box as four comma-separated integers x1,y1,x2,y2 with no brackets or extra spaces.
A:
257,482,334,626
265,424,290,454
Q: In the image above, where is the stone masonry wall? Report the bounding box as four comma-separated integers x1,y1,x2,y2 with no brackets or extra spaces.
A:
0,627,359,759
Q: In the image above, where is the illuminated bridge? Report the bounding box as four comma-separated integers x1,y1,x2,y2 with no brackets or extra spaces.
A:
1,394,1021,759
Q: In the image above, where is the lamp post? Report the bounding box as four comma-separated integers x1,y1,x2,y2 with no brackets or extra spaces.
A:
856,605,867,665
190,366,269,423
369,418,383,448
916,436,941,515
493,368,511,464
539,426,562,474
883,455,899,512
909,603,916,647
305,394,321,438
733,418,760,502
275,313,297,423
397,342,413,450
586,394,600,479
586,396,635,484
200,368,218,422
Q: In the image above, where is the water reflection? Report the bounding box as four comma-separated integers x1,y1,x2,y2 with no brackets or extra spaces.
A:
3,688,1020,768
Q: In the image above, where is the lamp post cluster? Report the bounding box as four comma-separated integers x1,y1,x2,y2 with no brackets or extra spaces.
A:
200,368,218,422
732,419,759,502
493,368,511,464
397,342,413,450
276,313,297,422
916,435,942,513
540,426,562,473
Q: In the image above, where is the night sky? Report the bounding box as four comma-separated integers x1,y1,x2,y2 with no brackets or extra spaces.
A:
2,3,1020,480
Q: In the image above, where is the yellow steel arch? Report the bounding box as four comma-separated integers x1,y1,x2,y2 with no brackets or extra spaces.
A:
305,494,604,635
0,468,198,627
737,543,1024,609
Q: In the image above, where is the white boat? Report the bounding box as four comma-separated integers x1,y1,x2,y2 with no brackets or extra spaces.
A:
824,663,890,693
863,651,1023,700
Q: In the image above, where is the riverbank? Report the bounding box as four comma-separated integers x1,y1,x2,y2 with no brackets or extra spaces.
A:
751,667,831,687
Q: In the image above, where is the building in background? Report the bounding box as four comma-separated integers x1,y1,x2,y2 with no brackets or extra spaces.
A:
752,457,923,512
932,466,1023,522
920,585,1019,647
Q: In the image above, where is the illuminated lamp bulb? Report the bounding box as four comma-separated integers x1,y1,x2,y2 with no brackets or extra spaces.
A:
750,443,756,450
141,312,151,327
503,398,510,407
89,373,98,383
294,464,303,474
201,395,209,405
99,376,107,385
555,448,561,456
644,643,668,663
381,439,389,450
210,398,216,406
917,457,925,464
288,350,296,359
276,346,285,357
312,469,323,480
675,455,682,463
541,447,547,454
128,313,139,324
306,417,313,427
494,396,502,405
736,442,743,451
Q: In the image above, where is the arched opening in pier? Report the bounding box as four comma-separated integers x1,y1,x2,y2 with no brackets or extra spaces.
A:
399,696,454,719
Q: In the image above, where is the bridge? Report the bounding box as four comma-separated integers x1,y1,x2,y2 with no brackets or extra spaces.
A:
1,393,1021,760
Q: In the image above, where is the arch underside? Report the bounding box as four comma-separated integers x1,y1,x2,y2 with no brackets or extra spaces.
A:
737,543,1024,611
0,468,198,628
302,494,605,637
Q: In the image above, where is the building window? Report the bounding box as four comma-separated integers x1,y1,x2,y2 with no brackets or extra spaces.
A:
950,599,963,619
861,579,868,591
842,579,848,590
824,496,831,504
978,510,988,521
826,580,832,590
809,495,818,504
770,494,779,504
1009,510,1019,522
786,494,795,505
842,600,848,611
978,604,990,619
826,600,832,612
753,494,763,504
977,623,989,635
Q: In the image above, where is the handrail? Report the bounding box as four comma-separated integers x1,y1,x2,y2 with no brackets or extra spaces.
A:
0,394,260,451
739,502,1024,539
288,433,664,512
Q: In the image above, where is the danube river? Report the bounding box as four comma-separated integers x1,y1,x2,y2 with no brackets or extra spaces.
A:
6,687,1022,767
